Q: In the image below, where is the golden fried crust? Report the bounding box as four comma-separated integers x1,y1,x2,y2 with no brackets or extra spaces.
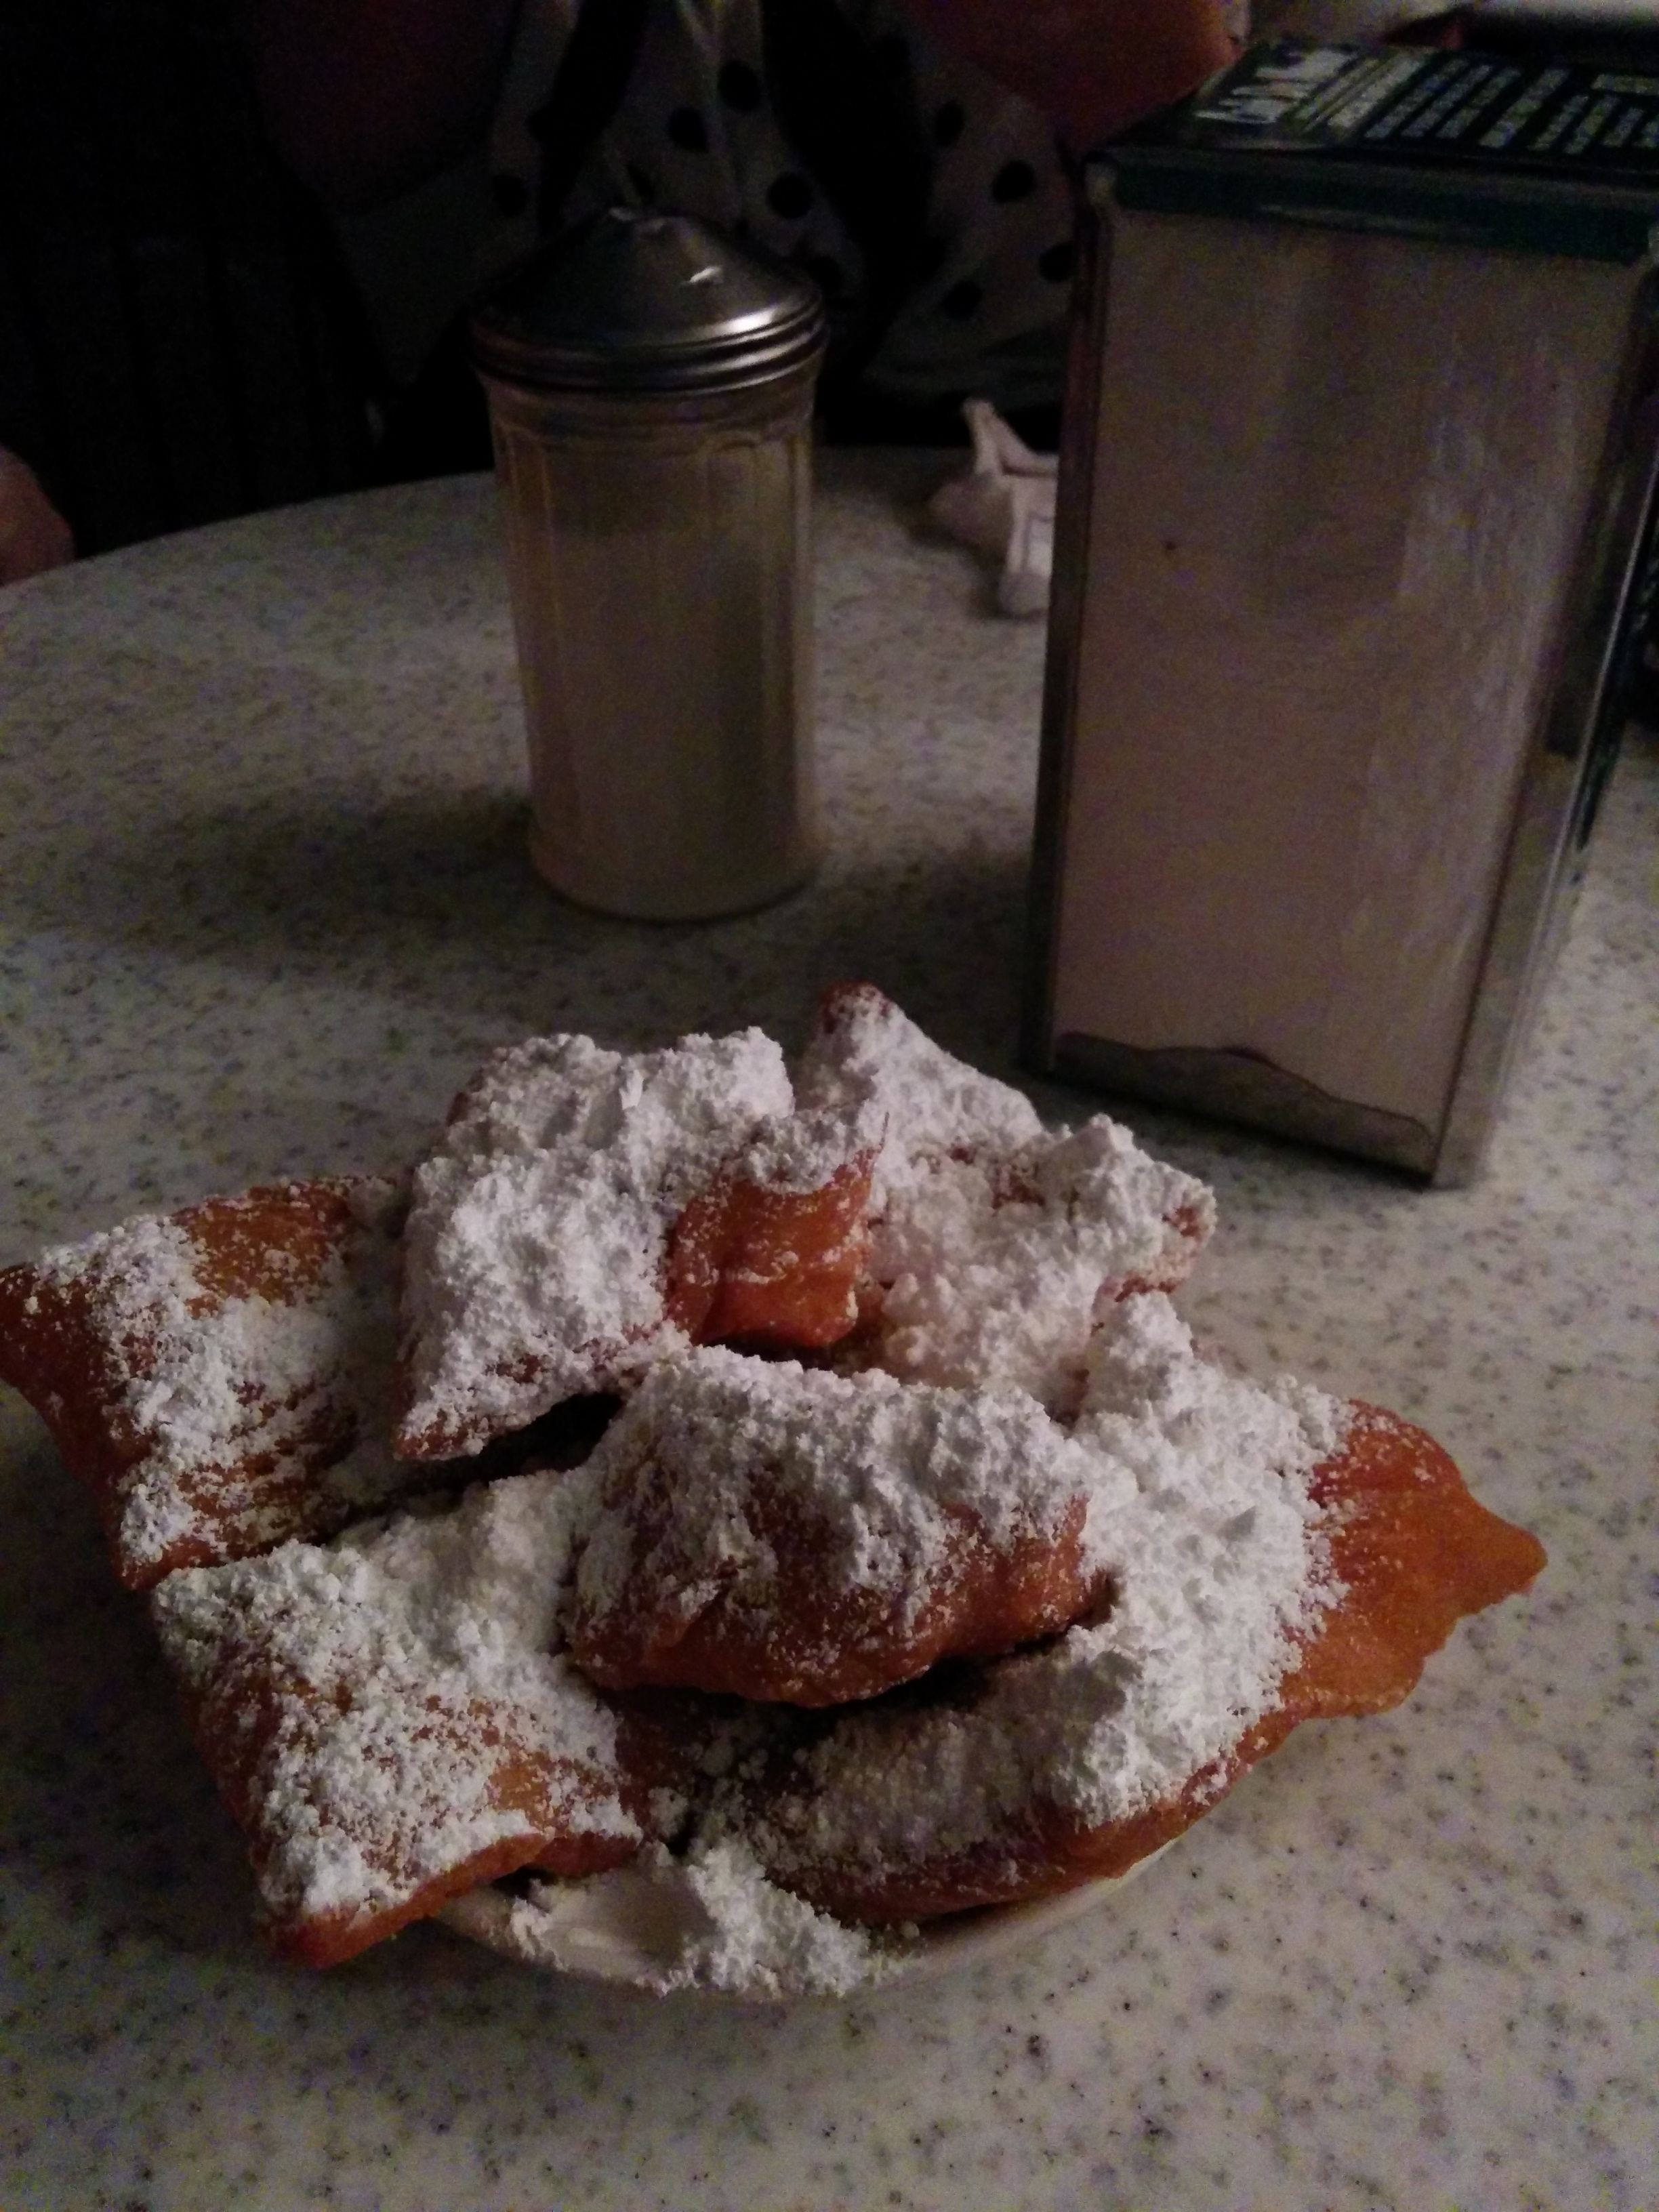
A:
663,1153,876,1351
1275,1401,1549,1720
388,1150,877,1465
561,1352,1109,1708
0,1181,409,1590
572,1489,1105,1708
754,1406,1545,1925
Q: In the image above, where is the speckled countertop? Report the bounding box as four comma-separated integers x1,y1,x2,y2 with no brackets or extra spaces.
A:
1,453,1653,2212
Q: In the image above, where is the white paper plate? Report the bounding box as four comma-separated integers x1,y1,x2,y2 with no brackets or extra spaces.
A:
435,1841,1174,2001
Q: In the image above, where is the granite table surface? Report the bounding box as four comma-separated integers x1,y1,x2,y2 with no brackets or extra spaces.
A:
0,452,1653,2212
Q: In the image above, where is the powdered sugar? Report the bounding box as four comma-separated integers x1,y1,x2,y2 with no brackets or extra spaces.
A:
18,1180,420,1584
733,1296,1345,1899
798,990,1215,1410
647,1837,901,1995
510,1839,898,1996
144,1272,1348,1985
394,993,1213,1456
150,1462,648,1941
865,1122,1208,1411
795,984,1044,1207
565,1347,1102,1695
729,1101,888,1192
12,991,1409,1993
395,1028,864,1457
436,1837,902,1996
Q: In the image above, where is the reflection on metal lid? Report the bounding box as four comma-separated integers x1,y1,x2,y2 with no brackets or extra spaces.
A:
469,207,827,394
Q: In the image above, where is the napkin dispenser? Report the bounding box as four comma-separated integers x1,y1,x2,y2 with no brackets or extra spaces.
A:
1026,39,1659,1183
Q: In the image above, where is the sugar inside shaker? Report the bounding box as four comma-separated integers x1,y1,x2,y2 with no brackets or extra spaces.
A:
471,207,827,920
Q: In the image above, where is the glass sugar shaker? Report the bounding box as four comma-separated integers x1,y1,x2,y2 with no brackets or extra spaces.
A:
470,207,827,921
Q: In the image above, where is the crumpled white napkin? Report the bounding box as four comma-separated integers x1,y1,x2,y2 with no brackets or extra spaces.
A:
924,398,1058,618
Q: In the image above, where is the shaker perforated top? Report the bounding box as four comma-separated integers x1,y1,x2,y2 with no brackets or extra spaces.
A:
469,206,827,394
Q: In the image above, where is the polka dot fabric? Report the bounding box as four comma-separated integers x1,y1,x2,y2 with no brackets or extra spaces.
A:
484,0,1079,415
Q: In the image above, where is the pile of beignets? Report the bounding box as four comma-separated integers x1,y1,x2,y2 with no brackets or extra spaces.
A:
0,987,1545,1986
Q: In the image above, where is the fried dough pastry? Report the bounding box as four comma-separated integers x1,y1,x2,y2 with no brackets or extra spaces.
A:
660,1122,875,1350
6,994,1550,1989
564,1349,1110,1706
726,1357,1545,1925
0,1178,429,1591
394,1031,878,1460
150,1465,694,1967
795,985,1215,1412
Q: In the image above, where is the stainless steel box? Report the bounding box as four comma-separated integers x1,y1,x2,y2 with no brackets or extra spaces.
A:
1027,40,1659,1182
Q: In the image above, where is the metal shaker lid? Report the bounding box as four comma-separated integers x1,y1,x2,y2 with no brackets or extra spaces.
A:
469,207,827,394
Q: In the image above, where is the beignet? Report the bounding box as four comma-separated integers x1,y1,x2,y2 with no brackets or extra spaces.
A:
150,1465,691,1966
0,1177,423,1589
394,1030,878,1459
564,1348,1110,1705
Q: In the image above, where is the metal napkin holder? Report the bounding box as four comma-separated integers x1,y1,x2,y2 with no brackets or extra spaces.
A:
1027,39,1659,1183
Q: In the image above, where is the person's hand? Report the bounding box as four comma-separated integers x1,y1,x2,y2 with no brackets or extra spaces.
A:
0,449,73,586
897,0,1235,149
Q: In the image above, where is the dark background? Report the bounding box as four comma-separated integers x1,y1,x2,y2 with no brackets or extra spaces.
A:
0,0,382,557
